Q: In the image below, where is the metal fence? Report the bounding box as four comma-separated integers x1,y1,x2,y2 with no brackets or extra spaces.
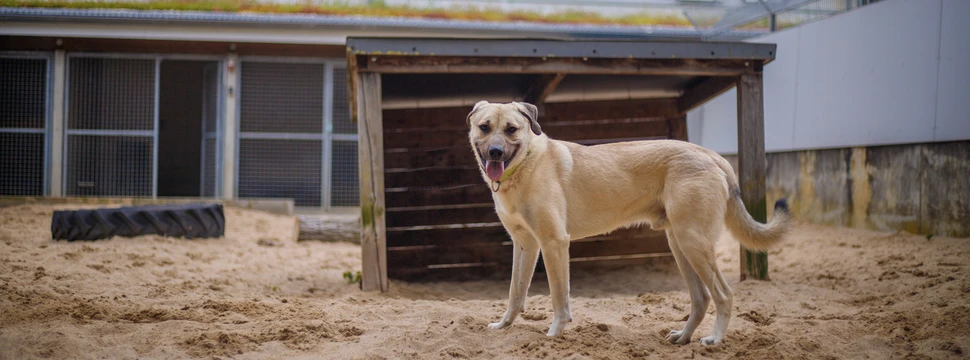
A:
65,56,157,197
237,59,358,209
0,54,50,196
201,62,221,198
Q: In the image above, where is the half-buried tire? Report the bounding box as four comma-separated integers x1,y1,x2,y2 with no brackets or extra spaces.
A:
51,203,225,241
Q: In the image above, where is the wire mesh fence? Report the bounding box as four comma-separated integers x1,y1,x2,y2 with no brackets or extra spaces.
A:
238,60,358,209
66,56,156,197
331,66,356,135
330,65,359,207
238,138,323,207
3,54,358,209
65,134,154,196
330,139,359,207
0,55,49,196
238,61,325,207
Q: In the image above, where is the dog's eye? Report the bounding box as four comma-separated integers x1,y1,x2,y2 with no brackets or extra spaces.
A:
478,124,489,132
505,127,518,135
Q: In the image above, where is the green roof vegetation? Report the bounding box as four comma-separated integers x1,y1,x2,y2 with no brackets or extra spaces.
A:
1,0,702,27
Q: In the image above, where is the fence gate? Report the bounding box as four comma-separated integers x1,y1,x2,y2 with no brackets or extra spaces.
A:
237,59,358,209
0,53,50,196
65,56,157,197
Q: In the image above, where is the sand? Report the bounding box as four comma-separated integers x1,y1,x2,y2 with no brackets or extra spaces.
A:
1,204,968,359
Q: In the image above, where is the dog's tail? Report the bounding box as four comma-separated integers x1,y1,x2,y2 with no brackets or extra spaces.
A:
715,157,793,251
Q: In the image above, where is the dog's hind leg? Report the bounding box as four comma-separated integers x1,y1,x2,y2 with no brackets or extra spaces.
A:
489,233,540,330
665,229,711,345
675,227,733,346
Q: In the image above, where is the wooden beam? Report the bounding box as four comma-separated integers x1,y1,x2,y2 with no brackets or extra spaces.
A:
357,56,753,76
357,72,388,292
736,71,769,281
679,76,738,114
523,73,566,105
544,98,681,121
667,115,688,141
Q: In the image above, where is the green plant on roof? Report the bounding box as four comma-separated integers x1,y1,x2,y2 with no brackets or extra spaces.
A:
1,0,699,27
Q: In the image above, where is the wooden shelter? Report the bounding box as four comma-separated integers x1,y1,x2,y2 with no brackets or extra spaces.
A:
347,38,776,291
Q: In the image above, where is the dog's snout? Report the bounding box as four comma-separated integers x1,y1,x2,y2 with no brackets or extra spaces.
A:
487,146,504,160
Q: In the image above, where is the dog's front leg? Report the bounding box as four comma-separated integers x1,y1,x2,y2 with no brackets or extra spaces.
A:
489,235,540,330
540,237,572,337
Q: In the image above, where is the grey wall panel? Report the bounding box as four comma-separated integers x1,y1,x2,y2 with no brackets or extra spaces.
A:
790,0,941,149
934,0,970,142
688,0,967,154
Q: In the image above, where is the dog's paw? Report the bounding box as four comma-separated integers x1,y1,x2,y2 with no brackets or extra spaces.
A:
545,327,563,337
545,318,570,337
488,320,511,330
700,335,722,346
666,330,690,345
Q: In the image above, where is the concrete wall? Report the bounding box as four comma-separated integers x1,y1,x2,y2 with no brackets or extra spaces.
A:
725,141,970,238
688,0,970,154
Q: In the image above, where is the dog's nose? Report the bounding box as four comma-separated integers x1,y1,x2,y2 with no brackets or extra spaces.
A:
488,146,504,160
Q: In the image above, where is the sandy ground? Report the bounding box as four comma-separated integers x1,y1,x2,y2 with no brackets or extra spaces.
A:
1,204,968,360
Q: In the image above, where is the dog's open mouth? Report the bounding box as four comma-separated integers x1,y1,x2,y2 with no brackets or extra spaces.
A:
479,148,517,182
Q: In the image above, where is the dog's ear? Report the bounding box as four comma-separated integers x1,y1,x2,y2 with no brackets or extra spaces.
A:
466,100,489,128
513,102,541,135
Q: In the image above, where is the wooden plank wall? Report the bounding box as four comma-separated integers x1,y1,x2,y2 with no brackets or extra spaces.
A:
383,99,685,280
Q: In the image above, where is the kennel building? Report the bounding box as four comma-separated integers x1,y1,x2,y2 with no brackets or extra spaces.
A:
347,38,776,291
1,9,776,292
0,43,357,210
0,7,761,212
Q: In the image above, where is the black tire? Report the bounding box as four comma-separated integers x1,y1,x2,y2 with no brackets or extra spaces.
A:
51,203,225,241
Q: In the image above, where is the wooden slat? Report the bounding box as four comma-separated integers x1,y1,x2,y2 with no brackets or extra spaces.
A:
384,118,670,149
668,115,688,141
386,222,662,248
678,76,738,114
386,204,498,228
736,71,769,281
384,166,482,188
384,146,477,170
390,253,674,281
357,56,754,76
380,98,680,130
386,225,509,247
387,241,513,270
382,107,470,130
386,184,492,208
545,98,680,122
357,72,388,292
388,263,511,281
569,232,669,259
386,231,669,279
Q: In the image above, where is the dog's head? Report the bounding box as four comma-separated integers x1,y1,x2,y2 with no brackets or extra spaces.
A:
466,101,542,182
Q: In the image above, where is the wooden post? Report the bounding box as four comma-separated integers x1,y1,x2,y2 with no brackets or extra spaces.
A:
736,70,769,281
357,72,388,292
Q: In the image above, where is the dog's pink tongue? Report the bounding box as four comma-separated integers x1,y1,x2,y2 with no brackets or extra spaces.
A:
485,161,505,181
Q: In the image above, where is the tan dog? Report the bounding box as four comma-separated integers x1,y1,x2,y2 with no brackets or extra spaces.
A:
466,101,792,345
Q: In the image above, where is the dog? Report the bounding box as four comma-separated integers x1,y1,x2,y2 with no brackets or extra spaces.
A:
466,101,792,345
